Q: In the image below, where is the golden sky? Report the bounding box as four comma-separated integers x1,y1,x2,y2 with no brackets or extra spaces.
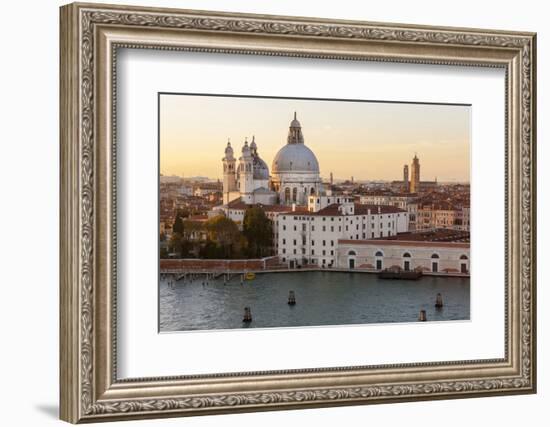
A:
160,94,470,182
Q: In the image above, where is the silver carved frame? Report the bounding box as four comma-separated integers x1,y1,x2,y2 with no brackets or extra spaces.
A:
59,2,537,423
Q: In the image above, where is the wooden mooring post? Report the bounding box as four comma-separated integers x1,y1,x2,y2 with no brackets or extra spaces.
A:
418,309,427,322
243,307,252,323
288,290,296,305
435,293,443,309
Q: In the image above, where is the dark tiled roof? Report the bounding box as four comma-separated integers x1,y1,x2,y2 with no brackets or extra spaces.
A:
338,239,470,249
373,228,470,243
311,203,406,216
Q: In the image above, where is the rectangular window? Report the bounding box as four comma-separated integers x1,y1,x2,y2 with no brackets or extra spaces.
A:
302,248,305,254
282,248,286,254
322,240,326,246
331,226,334,232
293,239,296,245
322,226,326,231
302,223,307,231
312,225,315,231
282,238,286,244
331,240,334,246
312,249,315,255
293,249,296,254
322,250,326,256
294,225,297,231
283,225,286,231
312,239,315,245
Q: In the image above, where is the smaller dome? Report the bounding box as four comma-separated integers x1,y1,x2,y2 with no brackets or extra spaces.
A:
253,156,269,180
241,139,251,156
224,140,234,158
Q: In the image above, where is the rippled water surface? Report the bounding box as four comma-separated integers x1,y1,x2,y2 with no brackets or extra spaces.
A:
159,271,470,332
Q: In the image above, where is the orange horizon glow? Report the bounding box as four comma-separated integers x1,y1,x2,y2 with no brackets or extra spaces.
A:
160,94,470,183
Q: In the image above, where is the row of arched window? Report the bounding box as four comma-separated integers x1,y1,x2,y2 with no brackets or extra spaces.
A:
348,250,469,260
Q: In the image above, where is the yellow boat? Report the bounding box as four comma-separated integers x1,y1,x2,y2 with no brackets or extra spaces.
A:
245,272,255,280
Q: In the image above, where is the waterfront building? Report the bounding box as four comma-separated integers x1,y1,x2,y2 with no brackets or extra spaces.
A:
277,202,408,268
337,229,470,273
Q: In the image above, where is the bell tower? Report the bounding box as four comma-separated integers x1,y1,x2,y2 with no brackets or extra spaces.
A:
222,139,237,204
239,138,254,204
410,153,420,193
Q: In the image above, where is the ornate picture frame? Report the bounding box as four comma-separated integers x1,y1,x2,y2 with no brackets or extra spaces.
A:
60,2,536,423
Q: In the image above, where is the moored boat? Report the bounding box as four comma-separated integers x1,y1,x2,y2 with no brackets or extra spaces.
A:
379,267,422,280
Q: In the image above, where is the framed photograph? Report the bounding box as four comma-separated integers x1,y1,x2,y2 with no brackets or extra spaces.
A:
60,2,537,423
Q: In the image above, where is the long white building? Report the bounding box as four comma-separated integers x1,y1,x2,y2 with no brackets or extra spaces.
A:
277,201,408,268
337,239,470,274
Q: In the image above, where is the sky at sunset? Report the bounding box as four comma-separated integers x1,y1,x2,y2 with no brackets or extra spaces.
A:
160,94,470,182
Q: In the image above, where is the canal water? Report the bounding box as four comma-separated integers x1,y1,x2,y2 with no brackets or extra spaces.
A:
159,271,470,332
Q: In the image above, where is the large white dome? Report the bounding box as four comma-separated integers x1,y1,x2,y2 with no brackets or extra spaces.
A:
272,112,320,174
272,143,319,174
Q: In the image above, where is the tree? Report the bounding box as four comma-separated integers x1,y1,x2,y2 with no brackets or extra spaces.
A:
199,239,223,259
176,208,190,219
243,206,273,257
204,215,241,258
168,232,191,258
172,215,184,234
169,232,183,256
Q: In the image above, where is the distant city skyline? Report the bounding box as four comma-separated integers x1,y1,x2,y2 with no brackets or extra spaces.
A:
160,94,470,182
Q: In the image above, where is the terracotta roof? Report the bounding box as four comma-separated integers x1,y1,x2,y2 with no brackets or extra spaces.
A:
309,203,405,216
377,229,470,242
339,239,470,249
339,228,469,246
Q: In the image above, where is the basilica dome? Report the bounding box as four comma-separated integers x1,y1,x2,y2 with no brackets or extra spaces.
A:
272,113,320,174
272,143,319,174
